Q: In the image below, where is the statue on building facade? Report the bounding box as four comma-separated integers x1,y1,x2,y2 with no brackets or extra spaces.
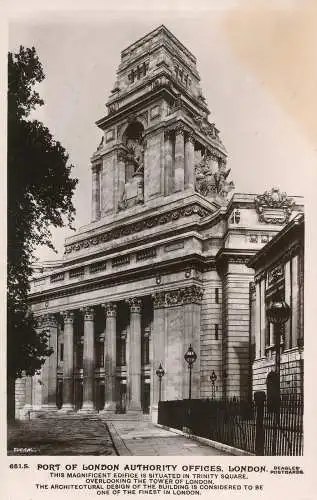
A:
194,153,234,199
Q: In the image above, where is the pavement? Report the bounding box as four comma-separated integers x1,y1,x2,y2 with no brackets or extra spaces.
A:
106,418,232,456
8,416,116,456
8,415,233,456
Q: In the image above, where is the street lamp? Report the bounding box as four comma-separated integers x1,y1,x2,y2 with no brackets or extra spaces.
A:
210,371,217,399
184,344,197,400
266,297,290,456
156,363,165,402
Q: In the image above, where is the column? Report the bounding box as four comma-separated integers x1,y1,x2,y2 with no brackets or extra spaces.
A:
41,314,58,411
61,311,74,412
260,278,266,357
116,150,126,212
91,163,101,221
255,280,261,358
23,376,33,416
284,260,292,348
102,303,117,413
127,298,142,413
184,132,195,189
164,131,173,195
291,253,299,349
174,124,185,192
80,306,96,412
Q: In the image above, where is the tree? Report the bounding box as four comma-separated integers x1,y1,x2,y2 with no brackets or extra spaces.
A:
7,46,78,420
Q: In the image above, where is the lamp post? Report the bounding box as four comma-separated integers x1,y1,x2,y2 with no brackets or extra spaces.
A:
266,297,290,455
210,371,217,399
156,363,165,402
184,344,197,400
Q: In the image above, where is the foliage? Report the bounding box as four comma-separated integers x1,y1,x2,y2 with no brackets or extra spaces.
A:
8,46,78,379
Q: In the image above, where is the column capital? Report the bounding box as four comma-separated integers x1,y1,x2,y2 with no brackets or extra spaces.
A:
37,314,58,328
127,297,142,314
81,306,95,321
92,162,102,174
62,310,74,324
186,131,195,144
175,123,185,137
102,302,117,318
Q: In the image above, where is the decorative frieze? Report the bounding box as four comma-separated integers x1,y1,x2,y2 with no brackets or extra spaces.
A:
152,285,203,308
64,203,210,254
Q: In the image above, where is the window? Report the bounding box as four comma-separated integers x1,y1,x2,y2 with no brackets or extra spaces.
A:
59,343,64,362
215,288,219,304
215,324,219,341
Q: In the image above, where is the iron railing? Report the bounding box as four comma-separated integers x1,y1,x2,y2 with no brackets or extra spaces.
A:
158,394,303,456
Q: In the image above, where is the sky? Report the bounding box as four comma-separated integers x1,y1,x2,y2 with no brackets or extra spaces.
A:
7,1,317,262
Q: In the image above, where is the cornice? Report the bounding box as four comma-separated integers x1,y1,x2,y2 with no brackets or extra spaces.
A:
64,202,210,255
29,254,206,305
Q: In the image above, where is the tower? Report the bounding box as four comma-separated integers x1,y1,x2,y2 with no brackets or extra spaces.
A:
90,25,233,222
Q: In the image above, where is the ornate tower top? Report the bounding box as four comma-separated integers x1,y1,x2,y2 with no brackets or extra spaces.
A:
90,25,234,222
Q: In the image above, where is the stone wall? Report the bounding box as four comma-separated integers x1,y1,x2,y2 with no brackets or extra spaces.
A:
200,270,222,398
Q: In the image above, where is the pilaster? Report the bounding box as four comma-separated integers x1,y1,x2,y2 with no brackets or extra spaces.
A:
184,132,195,190
91,163,101,221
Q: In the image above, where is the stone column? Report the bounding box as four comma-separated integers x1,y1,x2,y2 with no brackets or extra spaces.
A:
284,260,292,349
127,298,142,413
291,253,299,349
164,131,173,195
22,376,33,417
184,132,195,190
91,163,101,221
41,314,58,411
80,306,96,413
255,280,261,358
174,124,185,192
61,311,74,412
260,279,266,357
116,149,126,212
102,303,117,413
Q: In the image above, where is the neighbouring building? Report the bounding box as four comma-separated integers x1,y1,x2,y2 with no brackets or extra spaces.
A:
15,25,304,420
248,213,304,398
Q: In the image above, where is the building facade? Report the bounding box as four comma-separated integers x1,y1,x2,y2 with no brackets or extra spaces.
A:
15,26,304,420
248,213,304,398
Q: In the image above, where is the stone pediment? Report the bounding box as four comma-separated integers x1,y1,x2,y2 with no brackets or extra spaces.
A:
254,188,295,225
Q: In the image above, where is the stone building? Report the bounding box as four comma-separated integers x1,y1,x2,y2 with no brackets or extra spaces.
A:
248,213,304,397
15,25,304,420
